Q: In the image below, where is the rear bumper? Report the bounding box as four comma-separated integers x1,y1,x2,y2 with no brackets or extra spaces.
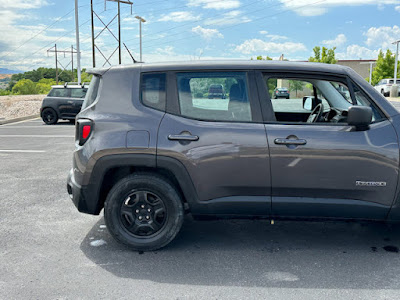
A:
67,168,100,215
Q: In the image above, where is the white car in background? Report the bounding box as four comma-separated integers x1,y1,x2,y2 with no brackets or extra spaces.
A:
374,78,400,97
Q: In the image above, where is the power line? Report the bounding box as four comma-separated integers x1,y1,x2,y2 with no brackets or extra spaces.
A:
124,0,266,44
139,0,327,52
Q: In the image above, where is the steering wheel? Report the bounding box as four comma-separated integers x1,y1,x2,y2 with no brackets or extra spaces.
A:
306,103,324,123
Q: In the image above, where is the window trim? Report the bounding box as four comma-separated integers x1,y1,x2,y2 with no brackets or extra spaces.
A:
139,71,167,112
256,71,387,125
167,70,263,123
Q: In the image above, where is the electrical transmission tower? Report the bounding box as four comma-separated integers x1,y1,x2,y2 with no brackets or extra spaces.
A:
91,0,133,67
47,44,78,84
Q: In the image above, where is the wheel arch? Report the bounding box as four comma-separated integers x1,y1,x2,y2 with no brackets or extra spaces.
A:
87,154,199,215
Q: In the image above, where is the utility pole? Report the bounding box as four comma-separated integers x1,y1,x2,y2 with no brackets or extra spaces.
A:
135,16,146,62
360,61,376,84
47,45,78,85
90,0,133,67
75,0,82,84
391,40,400,98
55,44,58,84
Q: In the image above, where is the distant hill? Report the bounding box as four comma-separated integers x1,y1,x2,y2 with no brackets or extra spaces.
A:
0,68,22,74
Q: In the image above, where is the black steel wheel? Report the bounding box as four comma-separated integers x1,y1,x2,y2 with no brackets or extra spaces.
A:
104,173,184,251
42,108,58,125
120,191,167,237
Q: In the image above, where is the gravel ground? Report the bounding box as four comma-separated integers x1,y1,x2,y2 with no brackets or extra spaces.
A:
0,94,45,120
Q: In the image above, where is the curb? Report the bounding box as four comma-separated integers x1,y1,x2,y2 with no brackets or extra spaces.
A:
0,114,40,125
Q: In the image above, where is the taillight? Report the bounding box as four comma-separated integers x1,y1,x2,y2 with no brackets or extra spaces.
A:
82,125,91,139
76,119,93,146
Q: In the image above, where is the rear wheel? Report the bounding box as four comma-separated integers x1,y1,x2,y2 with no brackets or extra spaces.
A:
104,174,184,251
42,108,58,125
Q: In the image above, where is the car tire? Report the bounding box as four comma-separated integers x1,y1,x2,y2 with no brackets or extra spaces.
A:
381,89,385,96
286,96,290,99
69,119,75,124
42,108,58,125
104,173,184,251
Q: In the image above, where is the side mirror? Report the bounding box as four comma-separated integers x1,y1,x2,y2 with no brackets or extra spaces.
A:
303,97,312,111
303,97,322,111
347,106,372,130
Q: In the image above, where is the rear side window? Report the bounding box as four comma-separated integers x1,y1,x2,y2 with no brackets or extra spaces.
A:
140,73,166,111
81,75,100,110
176,71,252,122
48,88,69,97
70,88,87,99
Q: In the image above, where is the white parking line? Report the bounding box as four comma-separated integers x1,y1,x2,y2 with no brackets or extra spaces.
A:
0,118,40,126
0,150,46,153
0,126,64,129
0,135,74,138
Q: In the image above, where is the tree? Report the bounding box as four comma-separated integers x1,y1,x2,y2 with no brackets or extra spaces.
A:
309,46,337,64
252,55,273,60
36,78,57,94
371,49,400,86
289,80,305,96
12,79,39,95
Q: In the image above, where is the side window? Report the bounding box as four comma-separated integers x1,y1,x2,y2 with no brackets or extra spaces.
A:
140,73,166,111
70,88,87,99
49,88,69,97
266,77,332,117
176,72,252,122
263,75,386,124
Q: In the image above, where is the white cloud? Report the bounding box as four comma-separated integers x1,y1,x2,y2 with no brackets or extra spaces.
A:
364,25,400,49
187,0,240,10
192,26,223,40
204,10,251,26
235,39,306,54
159,11,201,22
396,5,400,11
0,0,49,10
336,45,379,60
259,30,288,41
322,34,347,47
278,0,400,16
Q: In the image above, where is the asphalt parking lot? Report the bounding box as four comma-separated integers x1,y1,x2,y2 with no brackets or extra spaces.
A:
3,111,400,299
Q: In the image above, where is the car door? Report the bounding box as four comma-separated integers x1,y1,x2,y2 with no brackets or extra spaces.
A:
157,70,272,216
256,71,399,220
55,88,73,117
70,88,87,114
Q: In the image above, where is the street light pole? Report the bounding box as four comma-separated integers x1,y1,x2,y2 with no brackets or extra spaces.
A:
75,0,82,84
135,16,146,62
391,40,400,98
360,61,376,84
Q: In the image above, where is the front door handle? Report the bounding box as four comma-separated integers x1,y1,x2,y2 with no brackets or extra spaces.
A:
274,138,307,145
168,134,199,141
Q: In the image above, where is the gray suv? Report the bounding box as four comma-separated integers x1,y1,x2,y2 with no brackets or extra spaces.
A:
68,61,400,251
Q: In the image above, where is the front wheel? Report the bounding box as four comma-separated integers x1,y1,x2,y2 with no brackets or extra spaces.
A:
42,108,58,125
104,174,184,251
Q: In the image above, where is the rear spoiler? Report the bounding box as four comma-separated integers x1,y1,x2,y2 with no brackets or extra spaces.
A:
86,67,111,76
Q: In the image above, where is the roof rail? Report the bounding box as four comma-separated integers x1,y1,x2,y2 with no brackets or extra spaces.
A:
63,82,90,88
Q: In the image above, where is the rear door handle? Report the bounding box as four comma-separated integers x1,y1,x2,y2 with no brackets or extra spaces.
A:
168,134,199,141
274,138,307,145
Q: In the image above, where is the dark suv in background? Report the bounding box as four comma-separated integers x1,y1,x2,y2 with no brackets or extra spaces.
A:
68,61,400,251
40,83,88,124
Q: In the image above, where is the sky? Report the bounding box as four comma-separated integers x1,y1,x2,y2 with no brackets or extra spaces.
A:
0,0,400,72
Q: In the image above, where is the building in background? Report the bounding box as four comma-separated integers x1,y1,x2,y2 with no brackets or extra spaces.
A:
336,60,376,80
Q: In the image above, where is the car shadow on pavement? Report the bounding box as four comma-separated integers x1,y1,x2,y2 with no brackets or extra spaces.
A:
80,215,400,288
